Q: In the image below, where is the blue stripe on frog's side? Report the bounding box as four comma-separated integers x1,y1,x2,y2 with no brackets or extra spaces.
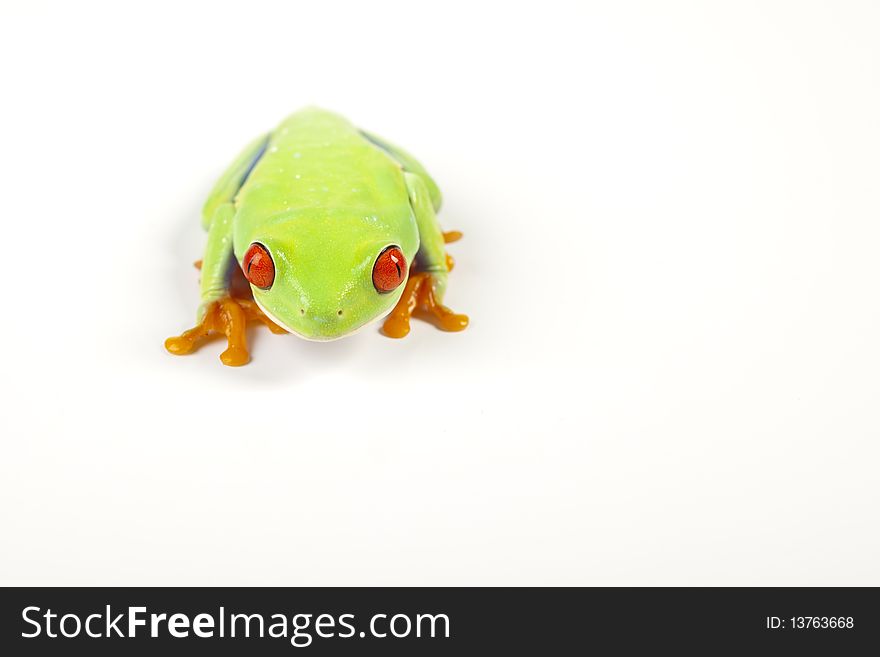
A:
238,136,269,191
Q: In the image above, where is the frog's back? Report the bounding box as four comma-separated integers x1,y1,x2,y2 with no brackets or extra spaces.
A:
234,108,410,228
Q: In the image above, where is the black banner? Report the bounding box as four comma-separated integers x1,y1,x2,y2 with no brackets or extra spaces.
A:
1,587,876,654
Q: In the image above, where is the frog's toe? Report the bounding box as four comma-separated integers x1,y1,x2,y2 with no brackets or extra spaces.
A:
219,344,250,366
212,297,250,366
382,272,423,338
164,331,200,355
421,304,469,332
382,314,412,339
164,318,216,355
416,282,469,333
261,321,289,335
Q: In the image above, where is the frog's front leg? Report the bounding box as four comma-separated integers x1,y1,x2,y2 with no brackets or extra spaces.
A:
165,203,284,366
165,296,249,365
383,173,468,338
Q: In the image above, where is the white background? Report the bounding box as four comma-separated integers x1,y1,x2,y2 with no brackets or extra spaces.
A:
1,0,878,585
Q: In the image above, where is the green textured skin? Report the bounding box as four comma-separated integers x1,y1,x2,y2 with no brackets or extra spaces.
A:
199,107,449,340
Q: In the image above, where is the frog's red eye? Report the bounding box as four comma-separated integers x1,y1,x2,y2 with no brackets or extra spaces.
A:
243,243,275,289
372,246,407,292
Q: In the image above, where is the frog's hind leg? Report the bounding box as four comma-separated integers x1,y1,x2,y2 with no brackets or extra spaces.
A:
360,129,443,212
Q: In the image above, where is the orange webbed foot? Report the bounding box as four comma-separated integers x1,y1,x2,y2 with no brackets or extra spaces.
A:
165,297,250,366
383,229,468,338
382,271,469,338
416,280,469,333
166,259,286,365
165,296,285,366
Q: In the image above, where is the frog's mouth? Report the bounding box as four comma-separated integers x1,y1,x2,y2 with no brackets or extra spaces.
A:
254,298,392,342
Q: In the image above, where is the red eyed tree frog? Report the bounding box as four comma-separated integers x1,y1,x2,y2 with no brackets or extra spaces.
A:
165,107,468,366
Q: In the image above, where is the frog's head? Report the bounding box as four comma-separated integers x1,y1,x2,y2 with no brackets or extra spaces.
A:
236,211,418,340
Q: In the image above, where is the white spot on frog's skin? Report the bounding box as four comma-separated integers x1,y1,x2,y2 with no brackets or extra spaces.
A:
269,146,278,153
321,186,329,192
295,174,301,180
351,187,359,193
280,128,288,135
293,152,301,158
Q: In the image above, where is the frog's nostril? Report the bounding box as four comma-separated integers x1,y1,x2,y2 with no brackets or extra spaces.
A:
337,309,343,316
300,308,305,315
